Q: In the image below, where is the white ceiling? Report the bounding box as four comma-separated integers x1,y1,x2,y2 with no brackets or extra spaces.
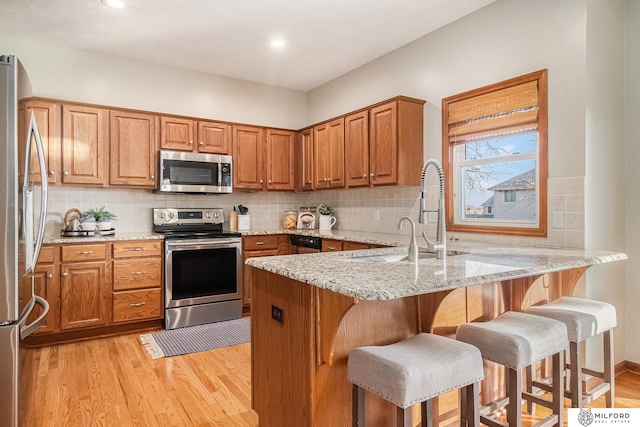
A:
0,0,495,91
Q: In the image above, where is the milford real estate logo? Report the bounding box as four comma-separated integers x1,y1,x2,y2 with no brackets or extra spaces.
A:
578,408,594,427
569,408,638,426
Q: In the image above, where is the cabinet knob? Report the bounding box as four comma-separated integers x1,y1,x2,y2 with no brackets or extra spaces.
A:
49,171,55,176
47,273,53,279
268,180,272,184
370,173,375,177
76,251,93,255
189,141,194,145
307,180,312,184
131,271,146,275
151,175,155,179
199,141,204,146
260,179,263,184
129,302,146,307
62,272,68,277
363,174,367,178
63,171,69,176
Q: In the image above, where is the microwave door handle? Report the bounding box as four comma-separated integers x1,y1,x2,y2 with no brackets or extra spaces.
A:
26,112,49,270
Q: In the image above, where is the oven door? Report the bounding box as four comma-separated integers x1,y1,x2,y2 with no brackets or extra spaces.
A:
165,238,242,308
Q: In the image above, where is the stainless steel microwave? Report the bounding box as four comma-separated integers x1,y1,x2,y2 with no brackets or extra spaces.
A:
157,150,233,194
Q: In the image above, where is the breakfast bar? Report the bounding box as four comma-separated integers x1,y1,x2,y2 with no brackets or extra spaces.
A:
247,243,626,426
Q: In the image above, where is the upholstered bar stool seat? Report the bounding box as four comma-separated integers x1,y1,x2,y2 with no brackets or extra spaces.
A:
348,332,484,427
524,296,617,408
456,311,568,427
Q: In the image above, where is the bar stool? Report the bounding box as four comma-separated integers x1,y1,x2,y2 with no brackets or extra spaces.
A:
456,311,568,427
347,333,484,427
524,296,617,408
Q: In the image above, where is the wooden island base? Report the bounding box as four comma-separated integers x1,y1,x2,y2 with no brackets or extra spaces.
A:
250,267,588,427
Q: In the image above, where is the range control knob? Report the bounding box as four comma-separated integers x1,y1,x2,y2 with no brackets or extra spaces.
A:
205,212,212,218
214,211,220,218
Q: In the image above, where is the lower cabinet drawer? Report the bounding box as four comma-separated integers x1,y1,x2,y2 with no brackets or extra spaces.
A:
113,288,162,323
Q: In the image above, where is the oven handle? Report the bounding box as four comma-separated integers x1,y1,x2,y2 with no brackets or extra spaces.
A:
166,239,241,251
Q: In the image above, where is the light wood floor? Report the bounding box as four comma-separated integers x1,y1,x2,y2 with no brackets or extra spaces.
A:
23,331,640,427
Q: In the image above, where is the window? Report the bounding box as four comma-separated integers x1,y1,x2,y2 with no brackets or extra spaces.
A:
442,70,548,236
504,191,516,203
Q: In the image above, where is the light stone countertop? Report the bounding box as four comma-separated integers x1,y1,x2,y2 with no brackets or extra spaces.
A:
246,242,627,301
44,231,164,244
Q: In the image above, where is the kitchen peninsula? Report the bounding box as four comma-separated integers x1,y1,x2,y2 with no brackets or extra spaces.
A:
246,243,626,426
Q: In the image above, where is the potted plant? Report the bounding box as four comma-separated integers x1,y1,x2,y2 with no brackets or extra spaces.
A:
317,205,336,230
318,205,335,216
83,206,117,231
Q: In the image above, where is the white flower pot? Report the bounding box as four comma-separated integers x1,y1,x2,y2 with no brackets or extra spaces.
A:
319,214,336,230
98,221,112,230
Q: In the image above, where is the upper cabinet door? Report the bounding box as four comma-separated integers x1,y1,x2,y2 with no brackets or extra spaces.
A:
20,100,61,184
160,116,195,151
197,121,230,154
327,118,345,188
369,102,398,186
233,125,265,191
61,104,108,186
345,111,369,188
109,111,159,187
313,119,345,190
296,129,314,191
265,129,295,191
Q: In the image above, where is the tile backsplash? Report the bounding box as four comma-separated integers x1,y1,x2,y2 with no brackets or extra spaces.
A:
47,176,584,248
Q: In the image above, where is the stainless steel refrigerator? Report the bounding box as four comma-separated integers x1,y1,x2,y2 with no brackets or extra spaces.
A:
0,55,50,427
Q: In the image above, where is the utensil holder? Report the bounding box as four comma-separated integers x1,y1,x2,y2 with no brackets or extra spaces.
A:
238,215,251,231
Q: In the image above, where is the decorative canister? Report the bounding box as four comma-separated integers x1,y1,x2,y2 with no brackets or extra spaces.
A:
284,210,298,229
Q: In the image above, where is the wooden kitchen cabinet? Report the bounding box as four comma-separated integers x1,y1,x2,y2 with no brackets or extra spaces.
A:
19,99,61,184
61,104,109,186
345,110,370,187
234,125,295,191
242,235,290,306
321,239,343,252
265,128,295,191
26,246,60,335
60,243,110,330
233,125,264,190
314,118,345,189
112,240,163,324
160,115,231,154
296,128,314,191
109,110,159,187
367,98,425,186
328,96,425,189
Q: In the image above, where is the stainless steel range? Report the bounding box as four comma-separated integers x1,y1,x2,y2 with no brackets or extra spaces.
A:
153,208,242,329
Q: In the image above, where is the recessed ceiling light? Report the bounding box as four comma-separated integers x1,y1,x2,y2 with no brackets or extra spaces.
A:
101,0,126,8
270,39,286,48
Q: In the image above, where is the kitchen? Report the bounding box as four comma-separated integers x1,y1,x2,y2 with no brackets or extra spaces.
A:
1,0,638,425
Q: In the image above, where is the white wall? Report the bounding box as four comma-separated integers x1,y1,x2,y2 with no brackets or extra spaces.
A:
0,36,307,129
307,0,588,179
624,0,640,364
584,0,627,368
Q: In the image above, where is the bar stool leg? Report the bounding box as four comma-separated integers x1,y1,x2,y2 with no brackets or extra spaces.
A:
570,341,582,408
507,368,522,427
396,406,412,427
525,364,535,414
353,384,365,427
465,383,480,427
604,330,614,407
552,351,564,427
421,400,433,427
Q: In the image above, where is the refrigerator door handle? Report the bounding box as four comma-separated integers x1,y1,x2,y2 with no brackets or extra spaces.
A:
19,296,49,339
24,112,48,271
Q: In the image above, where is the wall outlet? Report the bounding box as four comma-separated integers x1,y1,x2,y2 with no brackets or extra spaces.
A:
271,305,284,324
552,211,564,229
373,210,380,221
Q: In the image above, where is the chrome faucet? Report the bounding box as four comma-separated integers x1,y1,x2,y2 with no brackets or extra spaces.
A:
419,159,446,260
398,216,418,262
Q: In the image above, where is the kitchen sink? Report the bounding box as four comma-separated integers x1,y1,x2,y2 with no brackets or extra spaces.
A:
340,249,466,263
